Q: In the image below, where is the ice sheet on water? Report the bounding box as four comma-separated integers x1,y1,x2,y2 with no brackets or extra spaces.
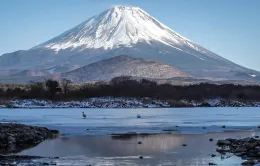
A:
1,107,260,137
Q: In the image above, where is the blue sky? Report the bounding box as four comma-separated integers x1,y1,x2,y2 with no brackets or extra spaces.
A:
0,0,259,70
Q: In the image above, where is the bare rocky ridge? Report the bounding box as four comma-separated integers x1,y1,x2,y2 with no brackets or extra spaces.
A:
61,55,190,83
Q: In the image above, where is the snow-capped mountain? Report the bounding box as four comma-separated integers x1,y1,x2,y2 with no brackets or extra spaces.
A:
61,55,190,83
34,6,206,53
0,6,259,82
34,6,224,62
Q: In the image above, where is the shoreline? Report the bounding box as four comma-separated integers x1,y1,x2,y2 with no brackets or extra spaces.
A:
1,97,260,108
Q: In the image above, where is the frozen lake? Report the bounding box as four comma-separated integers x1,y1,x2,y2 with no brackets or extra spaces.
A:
1,107,260,166
0,107,260,136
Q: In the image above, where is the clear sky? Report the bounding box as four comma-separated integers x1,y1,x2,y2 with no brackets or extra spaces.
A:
0,0,259,70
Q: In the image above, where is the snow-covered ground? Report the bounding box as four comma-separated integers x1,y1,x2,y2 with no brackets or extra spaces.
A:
186,98,260,107
10,97,169,108
7,97,260,108
0,105,6,108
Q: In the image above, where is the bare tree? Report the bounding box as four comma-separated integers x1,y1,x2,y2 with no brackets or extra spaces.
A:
61,79,72,95
28,81,45,92
45,79,61,98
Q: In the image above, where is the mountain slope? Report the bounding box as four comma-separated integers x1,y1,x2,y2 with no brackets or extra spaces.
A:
61,55,190,83
0,6,259,81
34,6,213,54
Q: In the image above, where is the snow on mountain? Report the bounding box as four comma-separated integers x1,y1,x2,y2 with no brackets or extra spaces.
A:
0,6,259,82
61,55,190,83
34,6,220,60
35,6,195,51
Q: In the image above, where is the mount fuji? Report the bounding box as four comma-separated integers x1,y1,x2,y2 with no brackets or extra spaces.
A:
0,6,259,83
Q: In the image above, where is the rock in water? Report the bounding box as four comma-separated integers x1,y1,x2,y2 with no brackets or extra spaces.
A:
241,160,257,165
217,140,231,146
216,137,260,165
0,123,59,154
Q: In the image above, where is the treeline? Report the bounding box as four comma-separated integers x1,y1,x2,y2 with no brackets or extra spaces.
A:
0,76,260,101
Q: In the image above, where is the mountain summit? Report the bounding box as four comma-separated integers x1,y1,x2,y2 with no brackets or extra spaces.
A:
0,6,259,82
35,6,201,52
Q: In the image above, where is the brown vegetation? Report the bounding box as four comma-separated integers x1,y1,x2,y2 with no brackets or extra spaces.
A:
0,76,260,101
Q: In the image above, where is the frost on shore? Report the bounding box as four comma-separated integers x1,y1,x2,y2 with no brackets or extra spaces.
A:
7,97,260,108
189,98,260,107
0,105,6,108
10,97,169,108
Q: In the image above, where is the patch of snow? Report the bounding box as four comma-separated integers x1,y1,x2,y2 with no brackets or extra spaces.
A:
47,68,56,74
0,105,6,108
206,98,221,106
250,74,257,78
179,98,260,107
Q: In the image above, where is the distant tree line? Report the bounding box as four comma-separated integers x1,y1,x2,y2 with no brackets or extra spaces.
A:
0,76,260,101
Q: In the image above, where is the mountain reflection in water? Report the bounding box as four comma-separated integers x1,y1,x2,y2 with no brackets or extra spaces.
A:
19,132,259,166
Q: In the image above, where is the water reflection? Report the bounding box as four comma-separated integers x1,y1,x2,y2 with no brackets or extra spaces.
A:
20,134,186,157
19,131,260,166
